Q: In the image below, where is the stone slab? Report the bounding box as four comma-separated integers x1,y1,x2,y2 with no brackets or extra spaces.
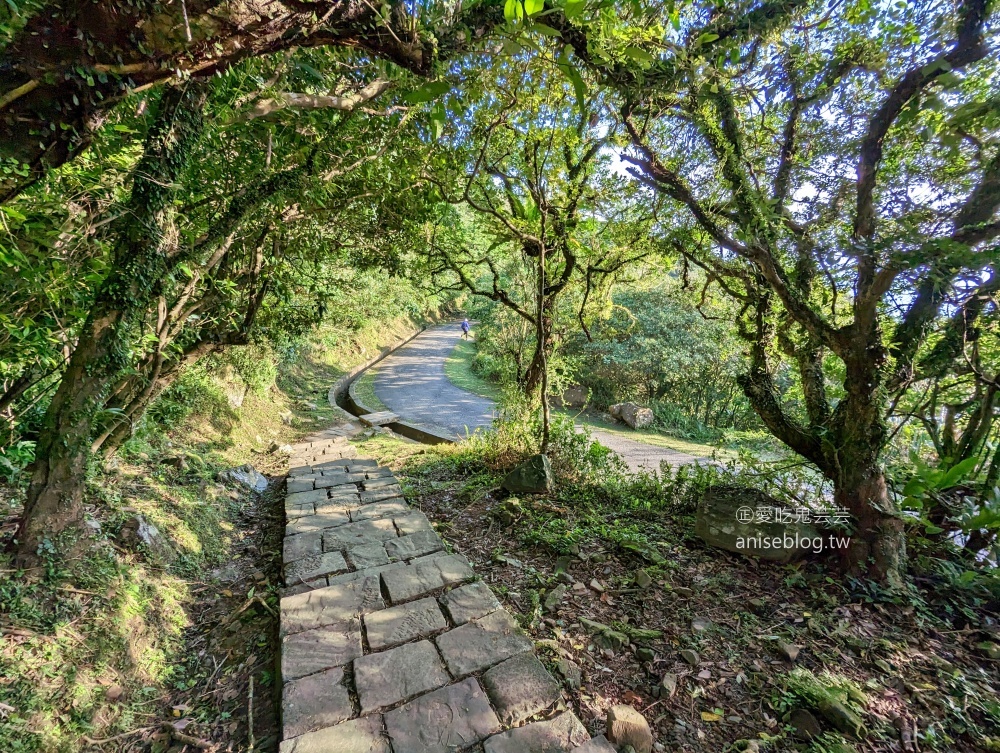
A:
571,736,617,753
361,487,403,504
285,551,349,584
328,562,405,587
359,410,399,426
483,712,591,753
286,510,351,536
354,639,451,714
384,530,444,561
323,519,398,551
281,622,362,681
346,542,391,569
439,581,501,625
283,532,323,563
365,467,396,478
282,666,352,739
393,511,434,535
364,597,448,650
382,554,474,603
281,578,384,636
287,478,316,494
482,653,561,725
435,609,533,677
286,489,328,507
285,504,315,519
351,499,410,522
384,677,501,753
362,476,399,489
345,458,379,469
278,715,389,753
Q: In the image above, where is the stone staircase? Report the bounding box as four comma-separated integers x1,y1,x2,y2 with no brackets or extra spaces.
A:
278,426,615,752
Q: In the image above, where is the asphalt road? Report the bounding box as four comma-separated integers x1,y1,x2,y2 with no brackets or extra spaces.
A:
373,323,711,472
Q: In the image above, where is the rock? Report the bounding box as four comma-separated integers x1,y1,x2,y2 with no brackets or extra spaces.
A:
556,658,582,689
657,673,677,698
589,579,604,593
118,514,175,564
219,464,268,493
695,485,823,563
160,455,186,470
679,649,700,666
554,555,573,574
777,641,800,662
609,402,654,429
636,647,655,662
269,442,294,455
105,685,124,702
543,584,567,612
674,586,694,598
494,498,523,526
691,617,711,632
789,708,823,741
501,454,554,494
605,705,654,753
818,698,865,737
748,597,769,616
634,569,653,589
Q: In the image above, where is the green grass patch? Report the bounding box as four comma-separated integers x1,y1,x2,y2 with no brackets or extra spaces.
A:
352,368,389,412
443,337,499,399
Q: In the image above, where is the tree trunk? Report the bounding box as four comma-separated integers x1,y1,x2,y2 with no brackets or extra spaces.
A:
13,84,207,568
833,461,906,587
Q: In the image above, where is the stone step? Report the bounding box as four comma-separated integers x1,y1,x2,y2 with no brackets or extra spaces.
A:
278,437,611,753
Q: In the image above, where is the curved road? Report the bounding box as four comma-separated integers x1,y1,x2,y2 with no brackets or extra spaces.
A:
373,323,710,472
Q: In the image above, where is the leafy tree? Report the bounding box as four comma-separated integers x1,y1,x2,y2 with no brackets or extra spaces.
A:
0,0,509,201
531,0,1000,584
8,52,437,566
423,61,659,448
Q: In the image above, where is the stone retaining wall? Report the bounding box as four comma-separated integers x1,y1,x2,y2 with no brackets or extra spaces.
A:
278,427,614,752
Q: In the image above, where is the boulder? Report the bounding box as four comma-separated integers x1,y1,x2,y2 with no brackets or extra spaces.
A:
695,485,823,563
605,705,653,753
501,454,553,494
118,514,175,564
219,465,269,493
609,402,654,429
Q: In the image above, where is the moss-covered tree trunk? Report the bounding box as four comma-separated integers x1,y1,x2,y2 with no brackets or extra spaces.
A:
14,84,208,568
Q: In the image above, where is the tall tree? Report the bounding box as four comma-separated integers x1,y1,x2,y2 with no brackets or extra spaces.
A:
535,0,999,583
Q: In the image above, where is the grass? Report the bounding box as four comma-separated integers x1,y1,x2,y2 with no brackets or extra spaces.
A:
351,368,389,412
443,336,498,399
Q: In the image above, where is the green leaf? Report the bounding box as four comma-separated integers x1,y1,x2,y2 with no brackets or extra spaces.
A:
939,456,979,489
531,22,562,37
696,32,720,46
624,46,655,65
524,0,544,15
429,102,446,141
504,0,523,21
403,81,450,104
564,0,586,19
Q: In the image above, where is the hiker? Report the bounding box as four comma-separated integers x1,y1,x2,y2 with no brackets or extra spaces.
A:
461,319,471,339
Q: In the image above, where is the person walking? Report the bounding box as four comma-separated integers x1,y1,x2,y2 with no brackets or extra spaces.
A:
461,319,471,339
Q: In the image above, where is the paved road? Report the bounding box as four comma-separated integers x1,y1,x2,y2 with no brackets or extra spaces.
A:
373,323,710,471
373,324,496,438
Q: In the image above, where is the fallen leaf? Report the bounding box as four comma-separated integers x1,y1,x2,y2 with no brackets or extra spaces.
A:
701,711,722,722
